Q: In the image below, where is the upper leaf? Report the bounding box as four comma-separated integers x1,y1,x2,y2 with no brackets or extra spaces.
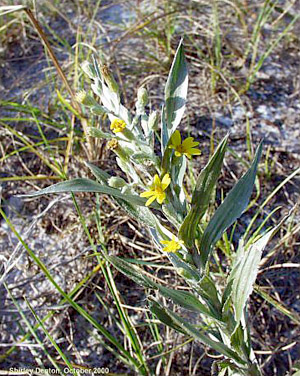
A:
199,142,263,267
228,225,283,334
179,135,228,248
162,39,188,152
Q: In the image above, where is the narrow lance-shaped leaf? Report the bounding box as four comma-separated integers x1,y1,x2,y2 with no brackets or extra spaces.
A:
171,156,187,217
85,163,157,227
105,255,155,289
197,275,222,318
90,56,131,125
106,255,215,318
148,298,186,334
149,299,246,365
85,162,110,183
179,135,228,248
87,127,113,140
160,105,168,155
229,222,285,334
162,39,188,152
168,252,200,283
158,284,216,319
20,178,147,207
199,142,263,267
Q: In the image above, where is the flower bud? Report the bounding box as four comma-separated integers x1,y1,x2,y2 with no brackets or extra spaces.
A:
81,61,97,79
108,176,127,189
75,90,87,104
148,111,159,131
137,87,148,107
100,65,119,94
75,90,98,107
106,139,128,161
106,139,119,151
90,105,107,115
176,267,194,281
121,185,133,195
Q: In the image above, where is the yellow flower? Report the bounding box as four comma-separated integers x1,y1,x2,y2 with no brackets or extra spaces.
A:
106,138,119,150
140,173,171,206
110,118,126,133
160,235,184,253
169,130,201,159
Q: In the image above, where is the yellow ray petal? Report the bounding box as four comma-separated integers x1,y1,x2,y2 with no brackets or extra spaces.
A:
145,195,157,206
171,130,181,146
157,192,166,204
140,190,155,197
189,148,201,155
182,137,199,149
153,174,161,186
161,173,171,190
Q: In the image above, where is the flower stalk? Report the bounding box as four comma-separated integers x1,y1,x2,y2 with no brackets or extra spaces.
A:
27,41,268,376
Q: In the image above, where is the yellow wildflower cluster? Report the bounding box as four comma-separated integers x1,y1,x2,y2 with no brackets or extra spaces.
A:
110,118,126,133
106,139,119,150
169,130,201,159
140,174,171,206
160,235,184,253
